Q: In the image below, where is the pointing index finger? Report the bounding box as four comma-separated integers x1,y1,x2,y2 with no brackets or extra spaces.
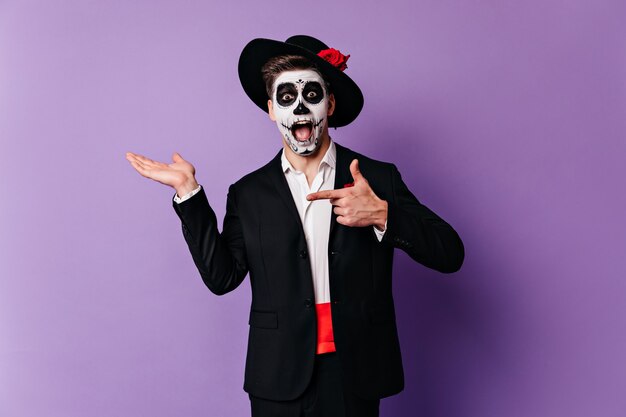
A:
306,188,348,201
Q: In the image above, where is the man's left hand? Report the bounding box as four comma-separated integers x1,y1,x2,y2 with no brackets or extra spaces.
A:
307,159,388,231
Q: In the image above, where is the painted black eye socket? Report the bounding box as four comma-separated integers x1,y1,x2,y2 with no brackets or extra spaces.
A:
303,82,324,104
276,83,297,107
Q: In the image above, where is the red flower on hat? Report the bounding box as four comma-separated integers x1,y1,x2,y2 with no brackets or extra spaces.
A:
317,48,350,71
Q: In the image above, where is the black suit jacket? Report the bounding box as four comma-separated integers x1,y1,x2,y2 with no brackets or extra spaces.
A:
172,142,464,401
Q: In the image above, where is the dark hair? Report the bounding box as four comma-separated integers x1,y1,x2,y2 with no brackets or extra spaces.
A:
261,54,331,98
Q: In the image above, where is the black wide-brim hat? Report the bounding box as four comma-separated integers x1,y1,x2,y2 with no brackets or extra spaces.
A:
238,35,364,128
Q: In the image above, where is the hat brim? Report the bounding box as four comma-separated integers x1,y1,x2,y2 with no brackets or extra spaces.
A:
238,38,363,128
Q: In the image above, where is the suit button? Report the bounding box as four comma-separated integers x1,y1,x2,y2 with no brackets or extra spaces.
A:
304,299,313,308
299,250,308,259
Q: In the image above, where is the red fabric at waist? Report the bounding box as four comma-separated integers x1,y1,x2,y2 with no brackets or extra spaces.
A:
315,302,336,354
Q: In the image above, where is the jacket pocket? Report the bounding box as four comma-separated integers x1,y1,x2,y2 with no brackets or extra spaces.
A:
248,310,278,329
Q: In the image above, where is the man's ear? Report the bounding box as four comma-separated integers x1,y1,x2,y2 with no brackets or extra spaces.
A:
268,99,276,121
327,93,336,117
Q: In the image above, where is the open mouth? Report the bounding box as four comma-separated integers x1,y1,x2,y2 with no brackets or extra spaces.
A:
290,120,313,142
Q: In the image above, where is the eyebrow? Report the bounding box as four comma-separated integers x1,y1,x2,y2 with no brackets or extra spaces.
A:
276,82,297,91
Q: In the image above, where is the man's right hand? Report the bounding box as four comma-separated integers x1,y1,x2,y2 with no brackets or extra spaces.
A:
125,151,199,197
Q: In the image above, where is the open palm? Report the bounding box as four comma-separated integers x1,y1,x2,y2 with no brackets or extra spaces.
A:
126,151,198,192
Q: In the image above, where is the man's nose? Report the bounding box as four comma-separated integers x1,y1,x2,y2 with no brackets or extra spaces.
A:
293,101,310,115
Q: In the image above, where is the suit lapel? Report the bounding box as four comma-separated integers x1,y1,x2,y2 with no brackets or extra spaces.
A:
330,142,353,238
266,149,305,232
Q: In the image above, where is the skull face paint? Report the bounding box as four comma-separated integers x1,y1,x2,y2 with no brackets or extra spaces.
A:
271,70,329,156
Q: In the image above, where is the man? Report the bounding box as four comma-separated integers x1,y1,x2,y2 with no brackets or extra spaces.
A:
126,35,464,417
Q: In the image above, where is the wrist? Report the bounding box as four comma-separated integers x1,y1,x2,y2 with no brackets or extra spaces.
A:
374,199,388,231
175,177,199,197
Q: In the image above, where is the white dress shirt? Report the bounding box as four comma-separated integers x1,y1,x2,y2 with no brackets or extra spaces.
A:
281,141,336,303
173,140,386,304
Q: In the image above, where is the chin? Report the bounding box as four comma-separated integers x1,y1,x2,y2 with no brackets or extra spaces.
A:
284,135,323,156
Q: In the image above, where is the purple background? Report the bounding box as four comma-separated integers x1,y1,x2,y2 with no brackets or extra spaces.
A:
1,1,625,416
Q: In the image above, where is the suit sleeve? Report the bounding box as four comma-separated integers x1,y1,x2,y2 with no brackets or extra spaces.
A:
381,164,465,273
172,185,248,295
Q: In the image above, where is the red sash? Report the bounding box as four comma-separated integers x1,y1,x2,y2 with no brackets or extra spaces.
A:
315,302,336,354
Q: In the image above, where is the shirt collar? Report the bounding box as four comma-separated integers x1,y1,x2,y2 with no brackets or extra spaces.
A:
281,138,336,174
